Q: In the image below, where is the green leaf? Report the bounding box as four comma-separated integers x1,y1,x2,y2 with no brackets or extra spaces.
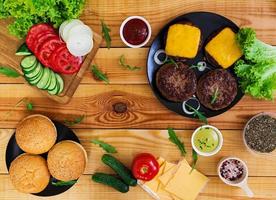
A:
101,19,111,49
64,115,85,126
52,180,77,186
165,58,179,68
91,139,117,153
186,104,208,124
119,55,142,71
26,102,33,111
91,65,109,84
211,87,219,104
167,128,186,156
190,149,198,174
0,66,20,78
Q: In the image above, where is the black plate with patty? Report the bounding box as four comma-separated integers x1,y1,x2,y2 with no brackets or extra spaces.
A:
147,11,244,118
5,121,80,197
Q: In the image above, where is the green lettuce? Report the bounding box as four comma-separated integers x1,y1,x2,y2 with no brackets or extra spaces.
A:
0,0,85,38
235,28,276,100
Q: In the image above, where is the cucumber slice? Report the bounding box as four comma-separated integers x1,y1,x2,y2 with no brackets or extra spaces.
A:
24,62,43,79
55,74,64,94
21,55,37,69
22,60,38,73
43,70,54,90
16,43,32,56
28,70,44,85
48,81,60,95
37,67,51,89
47,71,57,90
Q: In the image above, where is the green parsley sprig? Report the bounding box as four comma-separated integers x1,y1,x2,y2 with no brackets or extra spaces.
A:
91,65,109,84
101,20,111,49
64,115,85,126
119,55,141,71
186,104,208,124
167,128,186,156
91,139,117,153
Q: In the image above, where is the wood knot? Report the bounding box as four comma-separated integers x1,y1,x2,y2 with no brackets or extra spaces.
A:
113,102,127,114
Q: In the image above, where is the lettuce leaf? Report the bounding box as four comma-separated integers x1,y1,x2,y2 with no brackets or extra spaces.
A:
0,0,85,38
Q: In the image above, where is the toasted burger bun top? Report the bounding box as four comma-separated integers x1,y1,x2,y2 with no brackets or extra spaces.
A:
16,114,57,154
47,140,87,181
9,154,50,194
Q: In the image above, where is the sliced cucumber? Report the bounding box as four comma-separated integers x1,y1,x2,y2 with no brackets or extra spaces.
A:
37,68,51,89
16,43,32,56
48,81,60,95
22,60,38,73
21,55,37,69
27,65,44,85
24,62,43,79
55,74,64,94
43,70,54,90
46,70,57,91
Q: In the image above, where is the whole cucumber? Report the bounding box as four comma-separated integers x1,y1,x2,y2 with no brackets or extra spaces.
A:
102,154,137,186
92,173,129,193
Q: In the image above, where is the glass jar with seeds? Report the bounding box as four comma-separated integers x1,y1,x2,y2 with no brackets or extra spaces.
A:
243,113,276,156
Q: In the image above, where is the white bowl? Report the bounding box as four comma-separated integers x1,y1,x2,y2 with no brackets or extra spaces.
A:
120,16,151,48
191,125,223,157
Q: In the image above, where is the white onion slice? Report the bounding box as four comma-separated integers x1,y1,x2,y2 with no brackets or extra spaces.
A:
182,97,200,115
67,33,93,56
60,19,84,42
67,24,93,39
154,49,168,65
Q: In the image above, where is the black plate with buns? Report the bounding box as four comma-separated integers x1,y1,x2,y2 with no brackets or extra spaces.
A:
147,12,244,118
6,115,83,197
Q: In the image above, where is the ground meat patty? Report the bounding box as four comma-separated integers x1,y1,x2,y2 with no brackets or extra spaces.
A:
196,69,237,110
156,62,197,102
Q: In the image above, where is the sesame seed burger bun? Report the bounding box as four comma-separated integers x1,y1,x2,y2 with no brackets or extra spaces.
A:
47,140,87,181
9,154,50,194
16,114,57,154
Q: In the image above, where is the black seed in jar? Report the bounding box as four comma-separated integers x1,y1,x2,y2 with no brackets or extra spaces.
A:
220,159,244,182
245,114,276,153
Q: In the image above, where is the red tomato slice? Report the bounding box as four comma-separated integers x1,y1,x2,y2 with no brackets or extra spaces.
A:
37,38,64,67
49,45,67,73
33,32,57,55
52,46,83,74
26,23,55,52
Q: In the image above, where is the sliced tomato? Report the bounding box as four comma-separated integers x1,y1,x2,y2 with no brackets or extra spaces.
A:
33,32,57,54
37,38,64,67
49,44,67,73
26,23,55,52
52,46,83,74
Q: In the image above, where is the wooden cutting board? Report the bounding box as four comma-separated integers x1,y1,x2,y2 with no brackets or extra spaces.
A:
0,21,102,104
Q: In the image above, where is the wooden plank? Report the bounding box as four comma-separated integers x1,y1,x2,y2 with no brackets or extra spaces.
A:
0,84,275,129
1,129,276,176
1,0,276,49
0,175,275,200
82,0,276,46
0,48,148,84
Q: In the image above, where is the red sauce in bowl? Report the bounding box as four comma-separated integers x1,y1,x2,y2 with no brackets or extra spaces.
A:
123,18,149,45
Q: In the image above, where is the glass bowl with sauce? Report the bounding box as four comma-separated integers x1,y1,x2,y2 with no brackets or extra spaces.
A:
191,125,223,156
120,16,151,48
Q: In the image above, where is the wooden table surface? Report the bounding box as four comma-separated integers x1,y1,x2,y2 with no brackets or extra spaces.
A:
1,0,276,199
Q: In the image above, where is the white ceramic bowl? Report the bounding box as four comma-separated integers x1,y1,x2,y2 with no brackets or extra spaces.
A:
191,125,223,157
120,16,151,48
243,112,276,157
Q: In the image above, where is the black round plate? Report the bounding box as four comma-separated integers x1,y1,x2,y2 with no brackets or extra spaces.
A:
5,121,80,197
147,11,244,118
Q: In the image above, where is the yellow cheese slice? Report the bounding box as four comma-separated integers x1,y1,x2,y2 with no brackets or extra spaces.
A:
165,24,201,58
205,27,243,69
164,160,208,200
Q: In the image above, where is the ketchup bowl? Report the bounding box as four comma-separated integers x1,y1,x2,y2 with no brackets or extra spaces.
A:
120,16,152,48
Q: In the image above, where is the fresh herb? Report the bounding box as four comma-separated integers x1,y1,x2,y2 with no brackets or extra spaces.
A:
1,97,33,121
64,115,85,126
52,180,77,186
211,87,219,104
186,104,208,124
91,65,109,84
165,57,179,68
119,55,141,71
0,66,20,78
190,149,198,174
101,20,111,49
167,128,186,156
91,139,117,153
189,61,209,71
0,0,85,38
